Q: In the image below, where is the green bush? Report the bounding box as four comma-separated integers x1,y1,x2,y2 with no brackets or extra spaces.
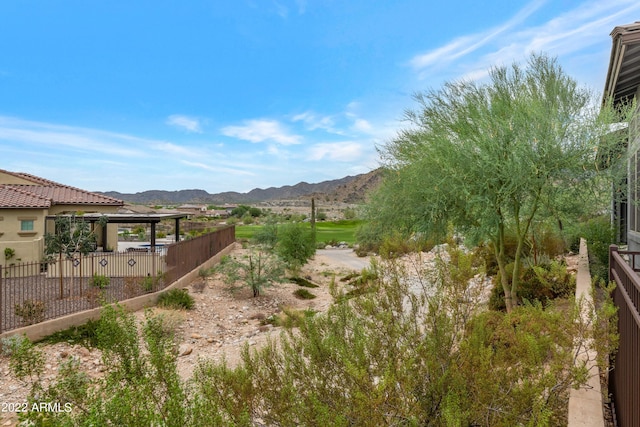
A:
293,288,316,299
565,216,614,282
490,260,576,311
252,220,279,248
7,254,617,426
289,276,319,288
216,249,285,297
354,221,384,256
42,319,101,348
275,222,316,273
157,289,195,310
90,274,110,289
141,275,155,293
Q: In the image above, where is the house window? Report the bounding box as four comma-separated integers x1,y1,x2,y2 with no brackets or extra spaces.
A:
21,220,35,231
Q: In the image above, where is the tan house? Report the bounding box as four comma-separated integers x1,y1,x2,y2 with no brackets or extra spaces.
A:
0,169,124,263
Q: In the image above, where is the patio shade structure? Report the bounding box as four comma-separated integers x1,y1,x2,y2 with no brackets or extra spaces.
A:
45,213,189,251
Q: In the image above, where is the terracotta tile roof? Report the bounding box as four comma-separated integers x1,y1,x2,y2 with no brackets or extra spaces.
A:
7,185,123,206
0,170,123,209
0,185,51,208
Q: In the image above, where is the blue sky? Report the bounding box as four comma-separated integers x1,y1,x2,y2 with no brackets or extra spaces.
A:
1,0,639,194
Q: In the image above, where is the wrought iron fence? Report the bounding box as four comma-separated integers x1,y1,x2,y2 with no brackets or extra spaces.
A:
165,225,235,284
608,244,640,427
0,226,235,333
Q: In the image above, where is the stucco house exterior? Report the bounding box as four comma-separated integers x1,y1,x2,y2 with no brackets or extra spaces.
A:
604,21,640,249
0,169,124,264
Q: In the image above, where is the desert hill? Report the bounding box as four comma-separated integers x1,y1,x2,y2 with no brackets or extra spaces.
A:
99,168,383,205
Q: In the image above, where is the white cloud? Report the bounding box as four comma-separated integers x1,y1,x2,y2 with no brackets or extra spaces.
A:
0,116,146,158
308,142,364,162
352,118,373,133
166,114,202,133
409,0,545,73
408,0,640,88
152,142,195,157
181,160,255,176
291,111,339,133
221,119,301,145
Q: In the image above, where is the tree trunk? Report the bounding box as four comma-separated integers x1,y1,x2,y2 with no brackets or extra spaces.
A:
494,227,514,313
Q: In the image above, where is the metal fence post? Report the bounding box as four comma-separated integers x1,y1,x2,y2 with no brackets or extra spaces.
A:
609,244,618,284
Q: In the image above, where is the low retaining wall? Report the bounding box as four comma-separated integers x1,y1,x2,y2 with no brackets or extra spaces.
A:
0,243,237,342
567,238,605,427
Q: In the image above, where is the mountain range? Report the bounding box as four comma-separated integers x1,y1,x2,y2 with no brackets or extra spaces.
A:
99,168,383,205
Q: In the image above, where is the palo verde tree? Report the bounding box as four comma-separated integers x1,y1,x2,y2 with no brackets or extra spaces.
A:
368,53,632,312
45,214,108,298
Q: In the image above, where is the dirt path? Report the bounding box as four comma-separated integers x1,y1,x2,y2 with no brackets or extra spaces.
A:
316,248,371,271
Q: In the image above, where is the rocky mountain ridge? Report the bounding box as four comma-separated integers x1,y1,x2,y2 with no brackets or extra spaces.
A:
99,169,383,205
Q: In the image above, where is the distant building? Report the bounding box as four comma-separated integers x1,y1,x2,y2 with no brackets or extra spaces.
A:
177,204,207,216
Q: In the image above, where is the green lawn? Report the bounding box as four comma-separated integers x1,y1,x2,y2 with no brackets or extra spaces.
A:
235,220,362,244
234,224,263,241
314,220,362,244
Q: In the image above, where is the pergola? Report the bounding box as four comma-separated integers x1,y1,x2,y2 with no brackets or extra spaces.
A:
45,212,189,251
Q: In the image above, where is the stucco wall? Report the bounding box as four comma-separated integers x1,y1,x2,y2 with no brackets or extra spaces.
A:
46,205,121,252
0,208,47,263
0,171,36,185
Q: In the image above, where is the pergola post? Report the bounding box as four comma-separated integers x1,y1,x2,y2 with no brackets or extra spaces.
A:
150,222,156,251
102,223,108,251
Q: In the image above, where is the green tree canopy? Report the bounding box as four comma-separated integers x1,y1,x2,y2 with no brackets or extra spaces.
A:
45,214,107,258
365,53,632,311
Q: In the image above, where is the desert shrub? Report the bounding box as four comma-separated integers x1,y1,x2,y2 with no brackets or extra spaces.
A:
216,249,285,297
264,307,316,328
343,207,357,220
42,319,101,348
354,221,383,256
7,248,617,426
275,222,316,274
89,274,110,289
1,335,29,358
10,304,190,426
242,212,254,225
86,287,105,307
289,276,319,288
157,289,195,310
14,299,46,325
526,223,567,262
142,275,155,293
378,233,413,259
338,264,380,301
490,260,575,311
569,216,614,282
206,253,603,426
252,220,279,248
293,289,316,299
5,335,44,383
